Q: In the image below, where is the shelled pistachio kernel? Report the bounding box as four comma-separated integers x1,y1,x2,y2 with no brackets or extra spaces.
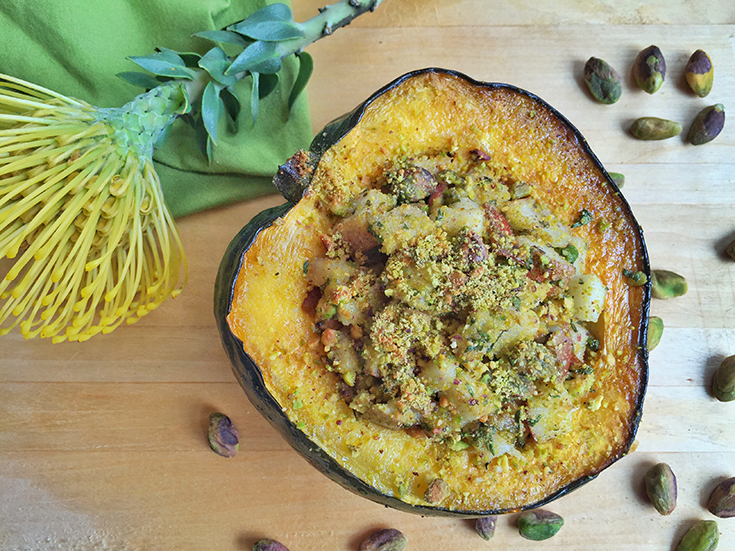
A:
584,57,622,104
676,520,719,551
647,317,664,351
707,477,735,518
633,45,666,94
651,270,688,299
688,104,725,146
645,462,677,515
713,355,735,402
630,117,682,140
517,509,564,541
685,50,714,97
207,412,239,457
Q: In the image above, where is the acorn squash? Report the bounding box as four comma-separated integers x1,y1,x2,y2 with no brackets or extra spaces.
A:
214,68,650,516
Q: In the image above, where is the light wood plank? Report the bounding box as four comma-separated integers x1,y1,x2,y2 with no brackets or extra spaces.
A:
2,3,735,549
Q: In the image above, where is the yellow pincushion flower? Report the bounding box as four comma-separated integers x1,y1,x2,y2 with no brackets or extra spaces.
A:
0,75,187,342
0,0,383,343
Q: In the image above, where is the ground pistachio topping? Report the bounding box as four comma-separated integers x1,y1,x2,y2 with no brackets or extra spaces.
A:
305,148,606,462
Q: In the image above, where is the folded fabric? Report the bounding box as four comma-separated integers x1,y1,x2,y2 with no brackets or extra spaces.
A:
0,0,313,218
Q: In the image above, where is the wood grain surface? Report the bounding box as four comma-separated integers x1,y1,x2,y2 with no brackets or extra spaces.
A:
1,1,735,549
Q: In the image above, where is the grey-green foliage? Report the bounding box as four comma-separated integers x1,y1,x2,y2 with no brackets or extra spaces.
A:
116,0,381,162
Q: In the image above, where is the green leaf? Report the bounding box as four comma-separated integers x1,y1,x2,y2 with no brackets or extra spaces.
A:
198,47,237,86
259,73,280,99
228,4,304,41
226,41,277,75
116,71,162,89
221,87,241,132
250,72,260,124
157,47,201,68
289,51,313,110
201,81,224,145
250,57,282,75
231,20,305,42
128,52,196,80
193,30,250,47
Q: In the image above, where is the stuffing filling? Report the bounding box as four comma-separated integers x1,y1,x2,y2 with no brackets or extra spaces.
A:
305,149,605,462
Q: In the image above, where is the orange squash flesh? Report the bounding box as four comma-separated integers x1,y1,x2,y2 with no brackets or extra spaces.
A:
225,69,648,514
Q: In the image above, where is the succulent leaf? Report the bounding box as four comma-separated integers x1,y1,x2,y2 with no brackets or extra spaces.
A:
117,71,164,90
228,3,305,42
128,52,196,80
198,47,238,86
201,80,224,145
289,51,314,110
250,72,261,123
226,41,278,75
193,30,252,47
250,57,283,75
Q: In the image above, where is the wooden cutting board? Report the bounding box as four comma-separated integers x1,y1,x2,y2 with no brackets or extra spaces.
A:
1,1,734,549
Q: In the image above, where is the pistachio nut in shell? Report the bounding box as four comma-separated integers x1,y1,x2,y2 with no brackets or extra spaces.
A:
645,462,677,515
677,520,719,551
685,50,714,97
633,45,666,94
475,516,497,540
651,269,688,299
647,317,664,351
358,528,408,551
631,117,682,140
713,355,735,402
253,540,290,551
207,412,239,457
584,57,622,104
707,477,735,518
688,104,725,146
517,509,564,541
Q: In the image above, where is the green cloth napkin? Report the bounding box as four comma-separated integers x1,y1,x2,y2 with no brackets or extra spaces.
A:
0,0,313,218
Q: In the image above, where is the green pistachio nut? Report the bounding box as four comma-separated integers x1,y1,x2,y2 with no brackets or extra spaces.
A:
645,462,678,515
707,477,735,518
713,355,735,402
584,57,622,104
631,117,682,140
358,529,408,551
685,50,714,97
475,516,497,540
677,520,719,551
517,509,564,541
608,172,625,189
253,539,290,551
688,104,725,146
651,270,688,299
647,316,664,351
633,45,666,94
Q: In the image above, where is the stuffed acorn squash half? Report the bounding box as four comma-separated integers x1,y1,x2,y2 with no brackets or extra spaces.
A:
215,68,650,516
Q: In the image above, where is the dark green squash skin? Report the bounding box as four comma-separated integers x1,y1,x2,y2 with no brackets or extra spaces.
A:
214,68,651,517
